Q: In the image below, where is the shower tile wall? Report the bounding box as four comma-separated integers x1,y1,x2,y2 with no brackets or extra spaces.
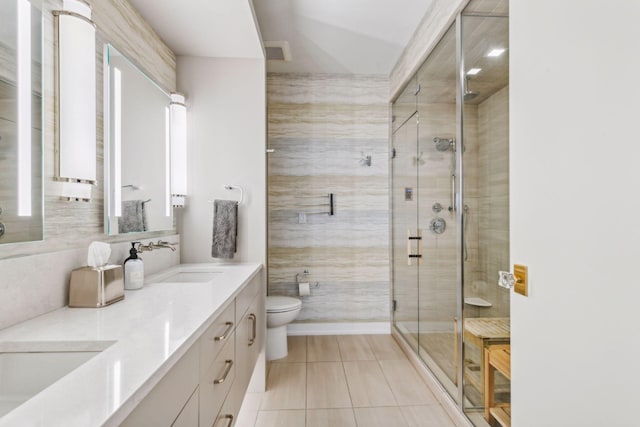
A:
416,103,479,331
474,86,509,317
463,86,509,318
267,73,390,323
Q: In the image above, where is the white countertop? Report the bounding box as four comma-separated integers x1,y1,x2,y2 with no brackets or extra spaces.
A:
0,263,263,427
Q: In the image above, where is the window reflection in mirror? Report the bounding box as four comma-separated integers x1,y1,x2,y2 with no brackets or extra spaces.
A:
0,0,43,245
104,44,173,235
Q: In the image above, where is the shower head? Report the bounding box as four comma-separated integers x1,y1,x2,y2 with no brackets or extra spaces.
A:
433,137,455,152
464,90,479,101
464,75,479,101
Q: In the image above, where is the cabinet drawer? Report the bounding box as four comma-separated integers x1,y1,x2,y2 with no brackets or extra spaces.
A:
171,388,199,427
235,275,260,325
121,343,199,427
200,332,236,427
201,301,235,374
212,391,236,427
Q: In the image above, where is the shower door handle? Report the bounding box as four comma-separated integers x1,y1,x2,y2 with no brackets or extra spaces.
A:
449,173,456,212
407,229,423,266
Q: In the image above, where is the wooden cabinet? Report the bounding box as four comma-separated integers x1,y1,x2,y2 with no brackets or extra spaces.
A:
119,275,264,427
200,302,235,372
200,333,235,427
172,389,200,427
120,343,199,427
212,392,236,427
232,290,265,417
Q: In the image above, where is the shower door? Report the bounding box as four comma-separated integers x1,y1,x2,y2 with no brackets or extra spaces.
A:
392,4,510,423
392,23,460,400
415,23,459,398
391,110,419,353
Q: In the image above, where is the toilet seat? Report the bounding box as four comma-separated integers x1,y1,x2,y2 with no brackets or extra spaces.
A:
267,296,302,313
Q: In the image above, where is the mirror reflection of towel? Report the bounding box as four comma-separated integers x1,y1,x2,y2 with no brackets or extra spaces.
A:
211,200,238,259
118,200,147,233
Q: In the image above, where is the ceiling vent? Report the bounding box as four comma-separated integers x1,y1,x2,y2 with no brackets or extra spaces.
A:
264,41,292,61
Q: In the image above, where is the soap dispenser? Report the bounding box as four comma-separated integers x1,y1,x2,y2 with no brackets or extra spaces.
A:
124,242,144,290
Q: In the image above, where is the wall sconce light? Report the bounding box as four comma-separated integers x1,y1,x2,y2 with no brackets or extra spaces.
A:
53,0,96,201
170,93,187,208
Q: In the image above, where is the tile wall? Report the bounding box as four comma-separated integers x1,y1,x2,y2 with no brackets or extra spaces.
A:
471,86,509,317
267,73,390,324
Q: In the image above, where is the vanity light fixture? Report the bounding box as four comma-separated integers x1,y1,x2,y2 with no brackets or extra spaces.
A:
169,93,187,208
487,48,506,57
165,107,171,216
113,67,122,217
17,0,32,216
53,0,96,202
466,67,482,76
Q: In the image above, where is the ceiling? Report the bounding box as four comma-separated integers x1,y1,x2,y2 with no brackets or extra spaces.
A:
252,0,433,75
127,0,264,59
126,0,434,74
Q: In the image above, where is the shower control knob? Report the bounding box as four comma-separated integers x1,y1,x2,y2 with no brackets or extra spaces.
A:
428,217,446,235
432,203,443,213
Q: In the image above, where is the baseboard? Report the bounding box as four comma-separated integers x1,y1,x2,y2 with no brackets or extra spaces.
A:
287,322,391,336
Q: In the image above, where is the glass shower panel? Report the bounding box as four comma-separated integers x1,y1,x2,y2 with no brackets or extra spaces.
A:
391,114,419,352
392,76,418,133
391,2,510,423
460,10,510,426
415,24,459,398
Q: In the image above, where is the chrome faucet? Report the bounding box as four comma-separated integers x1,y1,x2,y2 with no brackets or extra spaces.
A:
137,240,177,252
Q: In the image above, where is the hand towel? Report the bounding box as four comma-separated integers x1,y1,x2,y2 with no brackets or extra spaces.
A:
118,200,147,233
211,200,238,259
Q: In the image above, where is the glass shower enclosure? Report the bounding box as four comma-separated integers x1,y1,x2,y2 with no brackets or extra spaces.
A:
391,1,510,425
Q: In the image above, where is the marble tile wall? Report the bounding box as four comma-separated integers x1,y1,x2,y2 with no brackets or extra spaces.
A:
473,86,510,317
0,0,178,329
0,234,180,330
267,73,390,323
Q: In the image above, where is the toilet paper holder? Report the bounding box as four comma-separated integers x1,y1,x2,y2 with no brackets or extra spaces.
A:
295,270,319,288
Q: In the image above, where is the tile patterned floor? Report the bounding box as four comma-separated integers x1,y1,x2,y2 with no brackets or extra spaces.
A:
235,335,457,427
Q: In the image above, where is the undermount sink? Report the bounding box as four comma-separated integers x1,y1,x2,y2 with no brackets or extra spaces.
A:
160,271,222,283
0,342,113,418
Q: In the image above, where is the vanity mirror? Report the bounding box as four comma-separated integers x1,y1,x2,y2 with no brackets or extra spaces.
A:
104,44,174,235
0,0,43,244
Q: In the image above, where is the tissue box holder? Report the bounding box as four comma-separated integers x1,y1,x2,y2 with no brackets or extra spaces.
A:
69,265,124,308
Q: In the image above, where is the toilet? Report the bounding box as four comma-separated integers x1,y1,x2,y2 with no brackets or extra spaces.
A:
266,296,302,360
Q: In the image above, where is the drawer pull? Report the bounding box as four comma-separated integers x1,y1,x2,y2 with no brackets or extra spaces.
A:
213,360,233,384
216,414,234,427
213,322,234,341
248,313,257,346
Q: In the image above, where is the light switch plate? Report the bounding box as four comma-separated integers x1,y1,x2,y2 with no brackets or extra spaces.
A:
514,264,528,296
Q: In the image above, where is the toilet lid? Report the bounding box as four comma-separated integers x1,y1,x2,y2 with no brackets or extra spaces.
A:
267,296,302,313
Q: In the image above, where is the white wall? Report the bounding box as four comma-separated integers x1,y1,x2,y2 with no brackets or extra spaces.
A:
177,57,266,264
510,1,640,425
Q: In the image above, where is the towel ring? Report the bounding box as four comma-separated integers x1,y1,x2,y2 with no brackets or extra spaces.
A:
224,185,244,204
208,185,244,205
